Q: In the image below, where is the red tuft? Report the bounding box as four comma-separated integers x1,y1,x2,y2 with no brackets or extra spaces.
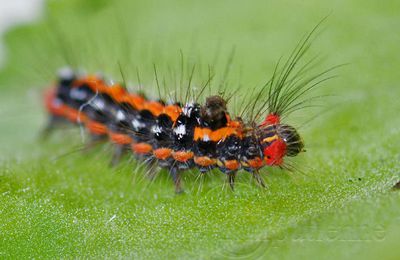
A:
260,113,280,127
263,139,287,166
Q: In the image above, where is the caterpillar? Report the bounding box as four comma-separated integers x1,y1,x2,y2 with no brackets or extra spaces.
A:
42,26,332,193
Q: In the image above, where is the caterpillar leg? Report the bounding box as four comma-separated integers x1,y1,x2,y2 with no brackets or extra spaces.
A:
227,172,236,191
252,170,266,188
169,167,183,194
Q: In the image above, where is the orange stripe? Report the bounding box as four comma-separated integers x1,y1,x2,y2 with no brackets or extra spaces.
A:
131,142,153,154
73,76,107,93
50,101,69,118
224,160,240,171
194,127,212,141
121,94,145,110
86,120,108,135
65,107,87,123
246,157,264,169
65,107,79,122
109,132,132,145
107,84,127,102
210,127,239,141
163,105,182,122
172,151,194,162
194,156,216,167
153,148,173,160
194,126,243,142
51,104,69,117
143,101,164,116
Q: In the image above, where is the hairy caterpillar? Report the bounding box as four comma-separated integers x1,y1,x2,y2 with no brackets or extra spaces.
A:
43,25,332,193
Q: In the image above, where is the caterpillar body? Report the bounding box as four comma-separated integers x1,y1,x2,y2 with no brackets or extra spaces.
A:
43,29,329,193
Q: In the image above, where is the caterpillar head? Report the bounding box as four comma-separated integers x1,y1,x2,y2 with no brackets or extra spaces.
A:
259,114,304,166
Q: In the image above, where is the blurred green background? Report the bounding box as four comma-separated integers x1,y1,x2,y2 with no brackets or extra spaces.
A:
0,0,399,259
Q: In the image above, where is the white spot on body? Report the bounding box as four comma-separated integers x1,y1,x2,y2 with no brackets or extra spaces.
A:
92,98,105,110
203,134,210,142
131,118,145,130
116,110,126,121
174,124,186,140
152,125,162,134
70,88,87,100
